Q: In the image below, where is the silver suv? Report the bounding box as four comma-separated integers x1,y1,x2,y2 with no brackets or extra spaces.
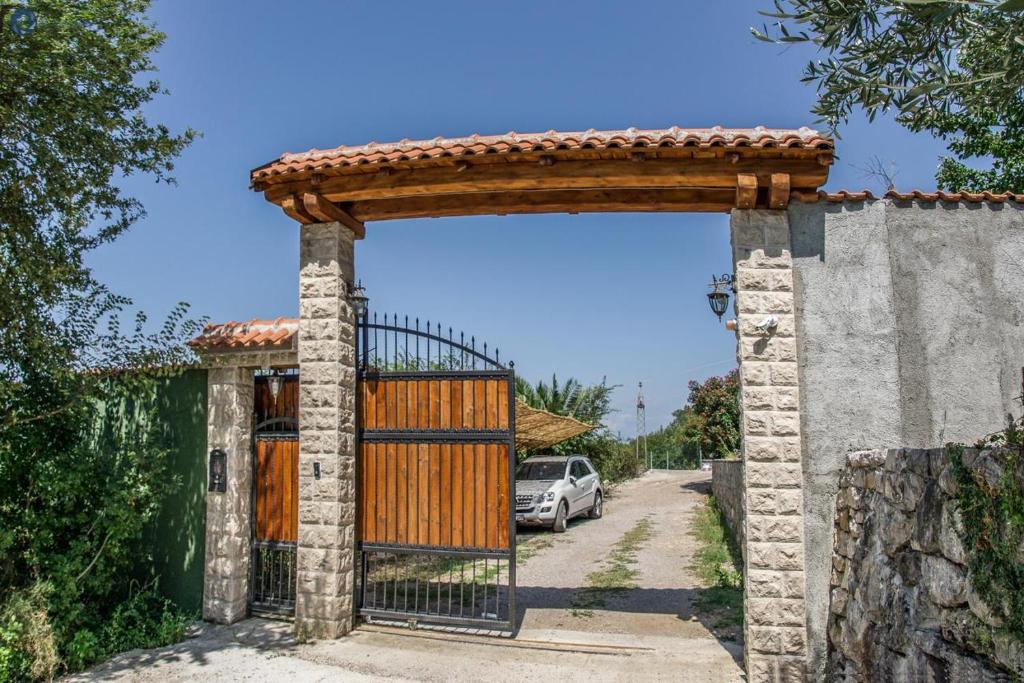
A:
514,455,603,532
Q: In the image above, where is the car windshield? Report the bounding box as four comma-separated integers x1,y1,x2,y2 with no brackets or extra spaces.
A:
516,461,566,481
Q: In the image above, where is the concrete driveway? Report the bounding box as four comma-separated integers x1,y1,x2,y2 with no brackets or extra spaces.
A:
70,470,743,682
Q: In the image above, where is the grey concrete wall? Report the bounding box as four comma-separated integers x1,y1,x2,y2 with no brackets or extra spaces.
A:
787,198,1024,679
710,459,745,560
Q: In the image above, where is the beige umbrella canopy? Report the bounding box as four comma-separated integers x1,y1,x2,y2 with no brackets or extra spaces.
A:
514,399,594,451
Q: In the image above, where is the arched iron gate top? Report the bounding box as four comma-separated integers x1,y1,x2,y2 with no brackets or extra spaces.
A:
359,312,510,372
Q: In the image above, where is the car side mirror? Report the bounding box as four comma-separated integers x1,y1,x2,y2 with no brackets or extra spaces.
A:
569,476,577,486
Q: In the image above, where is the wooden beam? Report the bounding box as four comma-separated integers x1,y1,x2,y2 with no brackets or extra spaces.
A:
301,192,366,239
769,173,791,210
262,158,830,205
345,188,737,221
279,194,316,224
736,174,758,209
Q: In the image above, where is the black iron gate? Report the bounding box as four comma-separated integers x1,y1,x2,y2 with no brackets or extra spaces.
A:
356,314,517,631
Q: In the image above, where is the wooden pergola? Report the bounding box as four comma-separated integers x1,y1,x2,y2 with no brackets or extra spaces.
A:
251,127,834,233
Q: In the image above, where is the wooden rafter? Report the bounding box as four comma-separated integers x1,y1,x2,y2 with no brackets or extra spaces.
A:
736,174,758,210
769,173,791,210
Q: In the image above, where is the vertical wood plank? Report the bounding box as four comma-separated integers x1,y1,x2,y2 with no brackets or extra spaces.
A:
439,380,451,429
486,380,499,429
429,380,441,429
386,442,398,543
375,381,387,431
267,442,280,541
474,444,487,548
417,380,429,430
397,443,408,544
462,380,474,428
255,441,266,540
463,443,475,547
451,444,464,547
497,379,509,430
417,444,429,545
497,444,509,549
407,443,418,545
429,444,441,546
385,380,397,429
440,444,451,547
474,380,486,430
396,379,407,429
486,443,498,549
364,443,377,542
375,442,387,541
407,380,417,432
364,382,375,430
451,380,463,429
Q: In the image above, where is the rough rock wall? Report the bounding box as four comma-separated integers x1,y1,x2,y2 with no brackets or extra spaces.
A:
711,459,745,558
828,448,1022,681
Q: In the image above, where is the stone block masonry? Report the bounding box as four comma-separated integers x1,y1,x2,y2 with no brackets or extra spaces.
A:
828,448,1022,680
710,459,745,560
731,209,808,683
203,366,254,624
296,221,358,639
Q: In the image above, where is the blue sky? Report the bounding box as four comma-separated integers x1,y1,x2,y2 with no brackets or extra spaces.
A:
88,0,953,435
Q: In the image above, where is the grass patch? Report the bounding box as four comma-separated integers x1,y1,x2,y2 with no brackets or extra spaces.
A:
571,516,654,616
690,496,744,637
516,535,554,564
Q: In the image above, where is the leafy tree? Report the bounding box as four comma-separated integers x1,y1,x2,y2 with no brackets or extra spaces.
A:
0,0,198,676
754,1,1024,192
685,370,741,458
514,374,615,427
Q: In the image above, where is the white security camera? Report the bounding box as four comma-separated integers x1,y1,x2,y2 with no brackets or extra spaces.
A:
754,315,779,333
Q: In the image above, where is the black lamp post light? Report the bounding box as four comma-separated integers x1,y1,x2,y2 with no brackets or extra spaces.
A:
707,273,735,322
349,280,369,318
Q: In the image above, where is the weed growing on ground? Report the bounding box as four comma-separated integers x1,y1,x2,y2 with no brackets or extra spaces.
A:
690,496,744,638
516,536,554,564
571,516,654,617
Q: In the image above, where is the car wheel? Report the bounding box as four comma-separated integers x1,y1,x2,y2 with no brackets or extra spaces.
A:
552,501,568,533
588,491,603,519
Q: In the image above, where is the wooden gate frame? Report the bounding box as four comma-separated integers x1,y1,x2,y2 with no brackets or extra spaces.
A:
355,315,517,631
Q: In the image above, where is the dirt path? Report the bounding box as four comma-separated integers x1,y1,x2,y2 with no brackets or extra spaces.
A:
68,470,743,683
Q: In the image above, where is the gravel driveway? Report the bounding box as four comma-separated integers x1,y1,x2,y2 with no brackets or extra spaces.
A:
69,470,742,682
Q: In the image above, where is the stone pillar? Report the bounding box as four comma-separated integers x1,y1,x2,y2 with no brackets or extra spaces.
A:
730,210,808,682
295,221,358,639
203,366,254,624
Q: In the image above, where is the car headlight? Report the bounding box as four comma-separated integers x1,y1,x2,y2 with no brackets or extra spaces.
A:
534,491,555,503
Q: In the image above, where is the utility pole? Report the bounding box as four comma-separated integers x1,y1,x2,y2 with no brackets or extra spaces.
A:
636,382,649,470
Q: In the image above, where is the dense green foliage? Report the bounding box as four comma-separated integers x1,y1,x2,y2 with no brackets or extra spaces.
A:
0,1,199,679
685,370,741,458
949,416,1024,642
515,375,640,483
754,1,1024,192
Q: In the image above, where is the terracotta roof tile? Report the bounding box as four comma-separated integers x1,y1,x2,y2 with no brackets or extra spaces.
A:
190,318,298,352
792,189,1024,204
252,126,834,181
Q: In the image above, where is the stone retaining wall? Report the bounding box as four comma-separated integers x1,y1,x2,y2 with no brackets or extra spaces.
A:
828,447,1023,680
710,459,745,559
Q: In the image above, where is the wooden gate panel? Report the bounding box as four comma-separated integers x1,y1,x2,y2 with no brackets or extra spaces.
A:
255,438,298,544
361,377,510,432
357,439,512,550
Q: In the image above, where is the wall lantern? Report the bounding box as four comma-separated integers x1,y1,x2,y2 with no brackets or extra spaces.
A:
266,372,283,402
349,280,369,318
208,449,227,492
707,273,735,322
